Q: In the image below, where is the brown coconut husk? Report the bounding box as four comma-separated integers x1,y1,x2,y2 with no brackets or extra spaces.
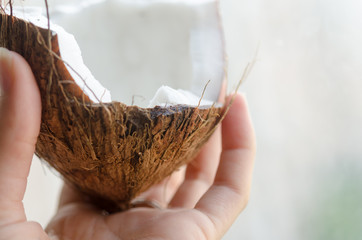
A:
0,6,224,211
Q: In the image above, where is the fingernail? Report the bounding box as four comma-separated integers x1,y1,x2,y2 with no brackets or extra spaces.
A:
0,47,13,96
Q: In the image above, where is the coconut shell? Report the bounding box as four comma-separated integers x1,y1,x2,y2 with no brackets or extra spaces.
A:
0,12,223,211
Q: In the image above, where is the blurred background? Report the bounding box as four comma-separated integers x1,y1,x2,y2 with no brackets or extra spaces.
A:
12,0,362,239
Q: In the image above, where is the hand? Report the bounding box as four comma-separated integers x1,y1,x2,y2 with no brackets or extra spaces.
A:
0,48,256,240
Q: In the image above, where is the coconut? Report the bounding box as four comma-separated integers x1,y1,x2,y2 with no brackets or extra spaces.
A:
0,0,226,212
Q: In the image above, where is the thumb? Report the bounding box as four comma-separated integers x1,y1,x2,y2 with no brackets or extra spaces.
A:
0,48,41,226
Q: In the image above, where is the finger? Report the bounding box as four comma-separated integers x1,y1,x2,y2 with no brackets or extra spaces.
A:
195,93,256,238
217,78,227,103
169,126,221,208
134,166,185,208
0,48,41,226
168,83,226,209
58,183,86,208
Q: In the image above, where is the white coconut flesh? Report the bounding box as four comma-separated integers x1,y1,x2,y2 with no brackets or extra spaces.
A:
12,0,226,108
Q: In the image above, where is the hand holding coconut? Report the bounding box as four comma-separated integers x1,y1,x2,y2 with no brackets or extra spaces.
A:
0,49,255,239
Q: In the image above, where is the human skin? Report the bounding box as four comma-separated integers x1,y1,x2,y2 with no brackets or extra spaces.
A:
0,48,256,240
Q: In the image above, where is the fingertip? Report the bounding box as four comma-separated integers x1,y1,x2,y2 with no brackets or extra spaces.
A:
0,49,41,141
217,79,227,103
0,47,13,95
224,92,248,118
222,92,255,152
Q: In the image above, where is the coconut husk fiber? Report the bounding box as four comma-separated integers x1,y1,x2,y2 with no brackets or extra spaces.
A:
0,9,223,212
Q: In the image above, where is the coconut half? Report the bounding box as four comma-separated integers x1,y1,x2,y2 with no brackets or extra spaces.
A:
0,0,226,211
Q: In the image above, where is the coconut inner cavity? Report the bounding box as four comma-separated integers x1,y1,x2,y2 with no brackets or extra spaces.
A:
13,0,225,107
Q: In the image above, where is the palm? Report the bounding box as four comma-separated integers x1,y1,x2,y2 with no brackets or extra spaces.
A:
49,202,214,239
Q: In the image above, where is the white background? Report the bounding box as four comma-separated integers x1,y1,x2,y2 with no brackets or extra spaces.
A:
13,0,362,239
